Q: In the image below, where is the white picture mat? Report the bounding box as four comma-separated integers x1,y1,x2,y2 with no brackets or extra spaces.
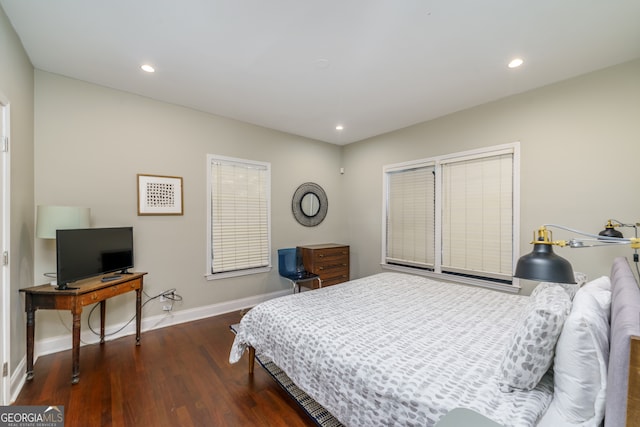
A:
137,174,183,215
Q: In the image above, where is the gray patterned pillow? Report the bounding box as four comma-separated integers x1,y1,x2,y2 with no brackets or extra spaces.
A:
498,286,572,392
573,271,588,286
531,271,588,300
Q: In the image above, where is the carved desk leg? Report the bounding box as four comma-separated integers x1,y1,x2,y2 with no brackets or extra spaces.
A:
100,300,106,344
71,308,82,384
25,300,35,381
135,287,142,346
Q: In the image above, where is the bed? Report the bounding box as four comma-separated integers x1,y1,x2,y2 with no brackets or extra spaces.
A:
229,257,640,427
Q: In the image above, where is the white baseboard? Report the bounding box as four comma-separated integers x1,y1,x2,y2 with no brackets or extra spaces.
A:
10,357,26,404
9,287,290,403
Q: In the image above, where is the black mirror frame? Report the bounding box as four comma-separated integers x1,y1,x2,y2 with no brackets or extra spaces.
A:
291,182,328,227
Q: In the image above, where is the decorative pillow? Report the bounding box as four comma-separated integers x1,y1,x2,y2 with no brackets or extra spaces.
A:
498,286,572,392
531,271,588,300
573,271,588,286
549,289,610,426
578,276,612,312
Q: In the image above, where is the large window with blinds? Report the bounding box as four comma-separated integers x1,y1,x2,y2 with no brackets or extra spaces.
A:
383,143,520,289
206,154,271,279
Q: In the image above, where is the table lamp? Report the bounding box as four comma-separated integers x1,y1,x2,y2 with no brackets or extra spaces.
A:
36,205,91,239
36,205,91,284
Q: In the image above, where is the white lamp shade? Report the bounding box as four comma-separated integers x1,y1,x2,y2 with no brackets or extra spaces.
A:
36,205,91,239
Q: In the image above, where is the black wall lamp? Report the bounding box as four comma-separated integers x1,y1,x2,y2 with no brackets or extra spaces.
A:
514,221,640,284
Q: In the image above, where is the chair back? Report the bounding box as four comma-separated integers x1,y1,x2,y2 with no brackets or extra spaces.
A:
278,248,299,277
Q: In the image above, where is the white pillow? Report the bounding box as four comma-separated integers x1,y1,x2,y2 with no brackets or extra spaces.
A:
579,276,612,313
581,275,611,292
547,287,610,426
498,286,572,392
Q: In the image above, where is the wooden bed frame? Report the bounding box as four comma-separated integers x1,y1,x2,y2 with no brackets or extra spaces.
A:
628,336,640,426
242,260,640,427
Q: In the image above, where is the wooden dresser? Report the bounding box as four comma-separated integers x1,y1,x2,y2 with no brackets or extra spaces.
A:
298,244,350,288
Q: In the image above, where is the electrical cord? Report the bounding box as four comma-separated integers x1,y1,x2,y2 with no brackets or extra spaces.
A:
56,310,94,346
83,288,182,338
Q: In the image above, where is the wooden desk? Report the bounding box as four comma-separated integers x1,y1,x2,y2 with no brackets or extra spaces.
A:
19,272,147,384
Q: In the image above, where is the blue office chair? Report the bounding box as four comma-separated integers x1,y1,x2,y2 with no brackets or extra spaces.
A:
278,248,321,293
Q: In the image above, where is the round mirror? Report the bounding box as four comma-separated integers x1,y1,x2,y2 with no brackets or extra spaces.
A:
291,182,328,227
300,192,320,217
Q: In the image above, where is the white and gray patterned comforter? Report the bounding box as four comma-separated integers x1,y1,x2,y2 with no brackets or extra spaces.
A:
229,272,553,427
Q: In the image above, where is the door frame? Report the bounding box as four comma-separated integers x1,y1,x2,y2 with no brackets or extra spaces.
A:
0,93,11,405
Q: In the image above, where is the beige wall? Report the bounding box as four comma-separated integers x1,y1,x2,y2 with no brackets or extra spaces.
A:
343,59,640,294
33,71,347,338
30,59,640,341
0,6,35,383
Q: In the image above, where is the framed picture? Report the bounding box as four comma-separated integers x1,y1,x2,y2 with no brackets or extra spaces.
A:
137,174,183,215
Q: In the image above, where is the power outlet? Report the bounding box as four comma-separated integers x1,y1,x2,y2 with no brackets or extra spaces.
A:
162,305,172,311
160,295,167,302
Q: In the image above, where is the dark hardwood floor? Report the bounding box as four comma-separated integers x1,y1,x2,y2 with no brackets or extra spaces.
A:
14,311,317,427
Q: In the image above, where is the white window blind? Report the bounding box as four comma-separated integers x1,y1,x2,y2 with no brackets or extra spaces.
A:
209,156,270,276
383,143,518,287
441,153,513,279
386,166,435,268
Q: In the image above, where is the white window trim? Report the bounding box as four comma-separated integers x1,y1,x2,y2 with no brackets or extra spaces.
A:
381,142,521,293
205,154,272,280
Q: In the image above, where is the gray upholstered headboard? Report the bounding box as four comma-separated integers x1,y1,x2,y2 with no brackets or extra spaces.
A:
605,257,640,427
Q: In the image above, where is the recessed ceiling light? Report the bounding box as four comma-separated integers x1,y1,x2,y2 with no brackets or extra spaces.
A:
336,125,344,131
315,58,330,69
508,58,524,69
141,64,155,73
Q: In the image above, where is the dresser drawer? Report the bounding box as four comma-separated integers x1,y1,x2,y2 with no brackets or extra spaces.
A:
310,246,349,263
78,278,142,305
320,275,349,287
313,257,348,279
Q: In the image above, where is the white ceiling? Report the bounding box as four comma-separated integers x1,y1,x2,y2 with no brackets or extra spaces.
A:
2,1,639,145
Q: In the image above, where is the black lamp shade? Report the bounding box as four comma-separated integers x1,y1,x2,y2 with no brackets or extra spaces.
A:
598,227,623,239
514,243,576,284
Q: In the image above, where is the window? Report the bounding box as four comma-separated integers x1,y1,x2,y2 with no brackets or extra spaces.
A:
383,143,520,290
386,164,436,269
206,155,271,279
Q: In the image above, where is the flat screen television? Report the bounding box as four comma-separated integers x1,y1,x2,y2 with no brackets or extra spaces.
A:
56,227,134,290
